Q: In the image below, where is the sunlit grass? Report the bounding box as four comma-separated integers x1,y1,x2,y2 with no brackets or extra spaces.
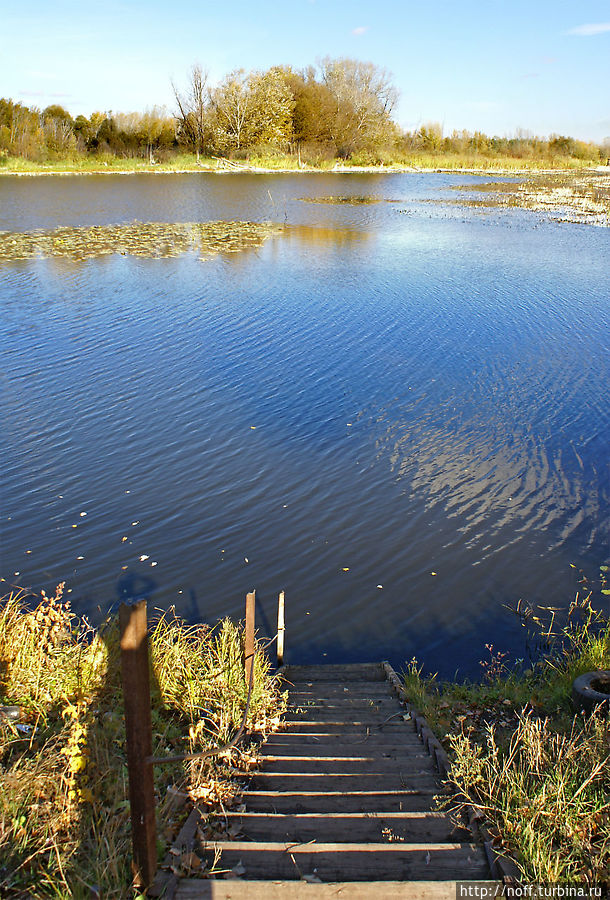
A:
0,149,601,176
0,586,285,897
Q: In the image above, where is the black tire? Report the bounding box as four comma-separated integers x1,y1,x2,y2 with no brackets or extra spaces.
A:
572,670,610,714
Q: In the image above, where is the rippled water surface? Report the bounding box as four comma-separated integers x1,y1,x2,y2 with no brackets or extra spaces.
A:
2,173,609,676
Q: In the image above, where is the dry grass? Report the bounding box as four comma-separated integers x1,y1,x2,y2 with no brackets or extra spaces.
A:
403,576,610,883
0,586,285,898
448,711,609,883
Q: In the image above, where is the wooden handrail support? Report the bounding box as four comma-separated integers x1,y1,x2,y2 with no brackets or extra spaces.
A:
119,600,157,890
245,591,256,684
277,591,285,667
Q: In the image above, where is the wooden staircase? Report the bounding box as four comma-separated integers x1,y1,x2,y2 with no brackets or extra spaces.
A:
174,662,493,898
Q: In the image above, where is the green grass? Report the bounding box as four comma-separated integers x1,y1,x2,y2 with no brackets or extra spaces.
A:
402,579,610,883
0,153,219,174
0,585,286,897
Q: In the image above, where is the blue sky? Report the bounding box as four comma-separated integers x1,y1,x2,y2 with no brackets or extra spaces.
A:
2,0,609,141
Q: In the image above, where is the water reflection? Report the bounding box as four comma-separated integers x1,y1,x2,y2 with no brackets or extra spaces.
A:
1,173,608,678
284,224,372,250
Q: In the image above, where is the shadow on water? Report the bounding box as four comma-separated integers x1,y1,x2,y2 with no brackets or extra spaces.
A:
116,571,158,604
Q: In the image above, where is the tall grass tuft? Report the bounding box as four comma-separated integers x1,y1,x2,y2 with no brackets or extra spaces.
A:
0,587,285,898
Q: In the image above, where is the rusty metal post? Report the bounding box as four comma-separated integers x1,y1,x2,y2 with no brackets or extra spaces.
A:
245,591,256,684
277,591,285,667
119,600,157,890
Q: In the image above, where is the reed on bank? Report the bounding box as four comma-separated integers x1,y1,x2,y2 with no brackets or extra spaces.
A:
403,574,610,884
0,149,602,176
0,584,285,898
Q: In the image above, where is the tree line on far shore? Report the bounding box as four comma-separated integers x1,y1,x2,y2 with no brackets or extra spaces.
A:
1,59,607,167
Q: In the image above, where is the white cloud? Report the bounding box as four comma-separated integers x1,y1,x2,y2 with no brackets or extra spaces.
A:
566,22,610,36
351,26,368,36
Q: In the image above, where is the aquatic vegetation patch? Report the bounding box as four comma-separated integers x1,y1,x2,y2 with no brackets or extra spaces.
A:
0,220,283,261
300,195,389,205
446,171,610,226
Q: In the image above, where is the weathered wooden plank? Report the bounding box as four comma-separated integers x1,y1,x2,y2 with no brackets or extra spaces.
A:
248,772,441,792
262,732,424,747
287,699,402,712
201,841,489,880
176,880,485,899
286,681,398,700
259,755,437,775
260,741,428,757
283,664,385,682
222,811,471,843
242,790,440,813
283,712,410,725
289,682,390,705
278,720,415,733
119,601,157,890
277,591,285,667
245,591,255,685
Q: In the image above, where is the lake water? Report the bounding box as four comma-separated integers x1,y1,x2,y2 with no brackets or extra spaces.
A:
1,173,608,677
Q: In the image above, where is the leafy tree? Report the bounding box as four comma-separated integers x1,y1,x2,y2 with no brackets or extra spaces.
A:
209,69,256,152
549,134,576,157
248,67,294,149
0,99,44,159
318,57,398,157
284,66,336,147
42,105,74,126
417,122,443,151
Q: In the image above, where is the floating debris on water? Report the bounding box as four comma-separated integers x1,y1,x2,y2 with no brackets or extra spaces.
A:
0,221,284,261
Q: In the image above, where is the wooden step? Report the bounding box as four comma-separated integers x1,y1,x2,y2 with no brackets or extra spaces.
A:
287,700,403,714
279,721,414,733
288,684,394,698
222,811,471,843
261,741,428,757
248,772,441,792
262,733,424,749
284,712,409,725
259,755,437,774
201,840,489,880
242,790,441,813
283,665,386,682
176,880,481,899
